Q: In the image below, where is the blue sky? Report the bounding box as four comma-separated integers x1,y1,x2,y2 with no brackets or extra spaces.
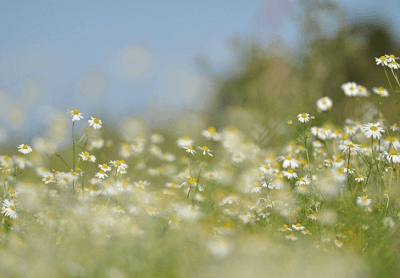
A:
0,0,399,133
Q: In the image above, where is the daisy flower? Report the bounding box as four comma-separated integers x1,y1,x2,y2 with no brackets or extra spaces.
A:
375,56,388,66
316,96,333,111
292,223,305,231
79,151,96,162
357,196,371,207
198,146,213,156
355,175,365,182
98,163,112,172
360,122,385,139
386,54,399,62
297,113,310,123
341,82,358,96
338,140,360,154
201,126,221,141
18,144,32,154
88,117,102,129
389,61,399,69
372,87,389,97
2,199,18,219
357,85,369,97
70,109,83,121
183,145,196,155
176,136,194,148
95,170,108,179
390,123,399,132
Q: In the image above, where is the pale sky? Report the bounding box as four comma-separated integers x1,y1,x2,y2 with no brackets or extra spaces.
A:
0,0,399,134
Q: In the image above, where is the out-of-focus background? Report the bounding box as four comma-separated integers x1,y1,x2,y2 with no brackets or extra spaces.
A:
1,0,400,142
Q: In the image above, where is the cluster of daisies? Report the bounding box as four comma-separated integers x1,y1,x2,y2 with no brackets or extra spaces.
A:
0,57,399,277
375,54,399,69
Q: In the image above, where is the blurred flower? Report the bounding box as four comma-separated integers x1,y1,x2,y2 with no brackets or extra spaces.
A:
372,87,389,97
2,199,18,219
316,96,333,111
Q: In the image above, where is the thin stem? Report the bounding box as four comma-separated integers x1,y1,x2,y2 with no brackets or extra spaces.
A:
72,122,76,171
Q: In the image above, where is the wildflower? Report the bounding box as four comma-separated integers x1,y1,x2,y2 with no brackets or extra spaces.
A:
114,205,125,214
357,196,371,207
2,199,18,219
42,175,56,184
285,233,298,241
383,217,395,228
316,96,333,111
183,145,196,155
70,109,83,121
282,169,297,179
232,152,245,163
360,122,385,139
198,146,213,156
390,123,400,132
357,85,369,97
79,151,96,162
292,223,305,231
201,126,220,141
280,156,300,169
278,224,292,232
308,213,318,220
389,61,399,69
18,144,32,154
297,113,310,123
110,160,128,170
176,136,194,148
355,175,365,182
88,117,102,129
375,56,388,66
95,170,108,179
251,182,262,193
150,133,164,144
344,125,358,135
334,239,343,248
386,54,399,62
338,140,360,154
341,82,358,96
259,163,275,175
98,163,111,172
372,87,389,97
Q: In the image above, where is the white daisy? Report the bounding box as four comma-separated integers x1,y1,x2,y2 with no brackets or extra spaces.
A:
360,122,385,139
70,109,83,121
357,196,371,207
88,117,102,129
297,113,310,123
18,144,32,154
375,56,388,66
316,96,333,111
2,199,18,219
372,87,389,97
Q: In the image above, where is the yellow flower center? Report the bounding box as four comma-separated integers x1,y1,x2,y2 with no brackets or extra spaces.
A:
9,206,15,211
370,126,378,131
202,146,208,151
116,205,122,210
207,126,216,133
73,109,79,114
301,113,307,118
93,118,99,123
380,56,387,61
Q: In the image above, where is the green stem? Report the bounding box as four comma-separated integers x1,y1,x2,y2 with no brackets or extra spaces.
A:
72,122,76,171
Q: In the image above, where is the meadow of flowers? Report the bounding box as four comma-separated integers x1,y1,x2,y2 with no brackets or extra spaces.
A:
1,54,400,277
